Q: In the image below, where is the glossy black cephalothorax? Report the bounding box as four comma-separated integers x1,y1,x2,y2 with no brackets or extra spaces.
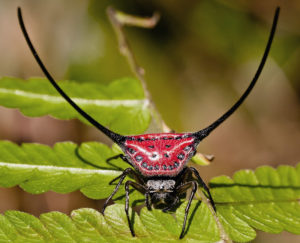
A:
17,7,280,239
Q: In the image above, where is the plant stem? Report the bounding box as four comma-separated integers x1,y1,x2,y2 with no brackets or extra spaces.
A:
107,6,170,132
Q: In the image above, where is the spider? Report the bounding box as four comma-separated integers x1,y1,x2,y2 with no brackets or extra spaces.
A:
17,7,279,239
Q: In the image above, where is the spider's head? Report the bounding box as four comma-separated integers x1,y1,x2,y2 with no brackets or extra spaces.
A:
146,179,177,209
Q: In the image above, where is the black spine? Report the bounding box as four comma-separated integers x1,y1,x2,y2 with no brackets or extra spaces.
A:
194,7,280,141
17,7,125,145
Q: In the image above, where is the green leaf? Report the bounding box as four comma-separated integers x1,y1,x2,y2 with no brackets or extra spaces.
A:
0,214,18,243
0,140,133,200
210,164,300,242
0,204,219,243
4,211,52,242
0,140,299,241
176,201,219,242
190,152,212,166
40,212,82,242
0,77,151,134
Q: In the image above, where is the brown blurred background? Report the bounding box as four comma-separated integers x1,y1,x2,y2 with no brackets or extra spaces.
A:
0,0,299,242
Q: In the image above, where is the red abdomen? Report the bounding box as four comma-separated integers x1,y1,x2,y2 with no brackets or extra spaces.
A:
124,133,197,177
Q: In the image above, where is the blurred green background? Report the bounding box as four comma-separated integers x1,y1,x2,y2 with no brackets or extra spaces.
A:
0,0,299,242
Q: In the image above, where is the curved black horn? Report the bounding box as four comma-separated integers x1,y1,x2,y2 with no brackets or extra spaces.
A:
194,7,280,142
17,7,126,145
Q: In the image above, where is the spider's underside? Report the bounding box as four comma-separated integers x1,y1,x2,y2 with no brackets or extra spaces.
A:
17,6,280,239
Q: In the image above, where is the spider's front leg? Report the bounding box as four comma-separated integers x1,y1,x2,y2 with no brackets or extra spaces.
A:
125,180,147,237
175,167,216,239
102,168,143,214
145,192,152,210
175,181,198,239
106,153,132,170
187,167,216,211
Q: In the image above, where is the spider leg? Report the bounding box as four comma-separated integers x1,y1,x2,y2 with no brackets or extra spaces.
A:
176,181,198,239
188,167,216,211
145,192,152,210
106,154,126,162
106,154,131,170
102,168,143,214
108,167,143,185
125,180,147,237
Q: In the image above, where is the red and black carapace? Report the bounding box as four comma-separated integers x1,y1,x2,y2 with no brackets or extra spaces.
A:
17,7,280,239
